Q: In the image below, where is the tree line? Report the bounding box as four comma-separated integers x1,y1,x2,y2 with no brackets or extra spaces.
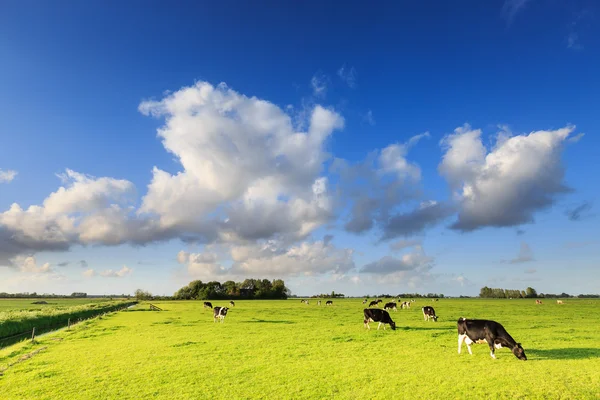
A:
479,286,600,299
480,286,538,298
172,278,290,300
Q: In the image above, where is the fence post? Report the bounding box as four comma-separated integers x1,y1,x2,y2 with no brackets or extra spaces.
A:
68,318,71,330
31,327,35,343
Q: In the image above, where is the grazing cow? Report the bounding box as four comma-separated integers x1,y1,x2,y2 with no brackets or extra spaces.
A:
535,299,543,305
213,307,229,323
362,299,368,304
368,300,379,307
376,299,383,304
556,300,564,305
422,306,438,322
317,300,321,306
203,301,213,309
400,301,411,309
457,318,526,360
364,309,396,330
326,300,333,306
229,301,235,307
384,302,397,312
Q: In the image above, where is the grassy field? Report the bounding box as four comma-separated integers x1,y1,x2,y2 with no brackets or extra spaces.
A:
1,298,599,399
0,298,126,312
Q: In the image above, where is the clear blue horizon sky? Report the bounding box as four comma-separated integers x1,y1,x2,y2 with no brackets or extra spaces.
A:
1,1,598,297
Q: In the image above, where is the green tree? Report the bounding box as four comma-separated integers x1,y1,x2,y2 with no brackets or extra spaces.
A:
525,287,538,298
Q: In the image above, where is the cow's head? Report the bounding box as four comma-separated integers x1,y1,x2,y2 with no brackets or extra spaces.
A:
389,320,396,330
512,343,527,360
433,315,439,322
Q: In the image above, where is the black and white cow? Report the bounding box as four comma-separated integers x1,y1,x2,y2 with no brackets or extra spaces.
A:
203,301,213,309
401,301,411,309
362,299,368,304
376,299,383,304
384,302,397,311
317,300,321,306
326,300,333,306
213,306,229,323
457,318,527,360
363,309,396,330
422,306,438,321
229,301,235,307
368,300,379,307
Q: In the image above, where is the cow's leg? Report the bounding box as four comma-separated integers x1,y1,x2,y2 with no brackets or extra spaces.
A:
486,334,496,358
377,322,382,330
458,334,464,354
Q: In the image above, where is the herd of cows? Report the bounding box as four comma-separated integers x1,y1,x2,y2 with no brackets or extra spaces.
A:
200,297,528,361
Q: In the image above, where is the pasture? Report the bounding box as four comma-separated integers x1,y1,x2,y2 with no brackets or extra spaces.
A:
0,298,123,312
1,298,599,399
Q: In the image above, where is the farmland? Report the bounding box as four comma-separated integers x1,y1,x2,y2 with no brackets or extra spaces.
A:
1,298,599,399
0,298,125,312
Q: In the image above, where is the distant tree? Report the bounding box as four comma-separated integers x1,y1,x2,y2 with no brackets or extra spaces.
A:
134,289,153,300
525,287,538,298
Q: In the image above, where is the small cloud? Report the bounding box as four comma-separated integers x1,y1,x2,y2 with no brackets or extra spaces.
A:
362,110,375,126
390,239,422,252
83,269,96,278
310,72,328,97
323,234,334,246
78,260,88,268
99,265,132,278
57,261,70,267
566,201,593,221
502,0,531,25
568,133,585,143
337,64,357,88
567,32,583,50
0,169,17,183
516,229,525,235
508,242,534,264
524,268,536,274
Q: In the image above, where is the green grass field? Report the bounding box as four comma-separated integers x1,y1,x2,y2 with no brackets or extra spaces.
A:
0,298,124,312
1,299,599,399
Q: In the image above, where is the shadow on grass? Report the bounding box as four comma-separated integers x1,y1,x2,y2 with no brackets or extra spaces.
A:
242,318,296,324
528,348,600,360
401,326,450,331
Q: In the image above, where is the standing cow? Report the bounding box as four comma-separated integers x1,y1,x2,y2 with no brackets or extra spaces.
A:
326,300,333,306
384,302,397,312
422,306,438,322
457,318,526,360
213,307,229,323
364,309,396,330
203,301,213,309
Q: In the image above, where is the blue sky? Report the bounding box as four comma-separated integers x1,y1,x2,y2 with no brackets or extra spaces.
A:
1,1,598,296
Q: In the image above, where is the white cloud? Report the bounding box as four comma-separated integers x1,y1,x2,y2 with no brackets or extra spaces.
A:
568,133,584,143
440,124,576,231
177,239,355,280
337,64,357,88
99,265,132,278
11,255,53,274
310,72,328,97
1,81,345,265
0,169,17,183
83,268,96,277
334,132,430,235
138,81,343,243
